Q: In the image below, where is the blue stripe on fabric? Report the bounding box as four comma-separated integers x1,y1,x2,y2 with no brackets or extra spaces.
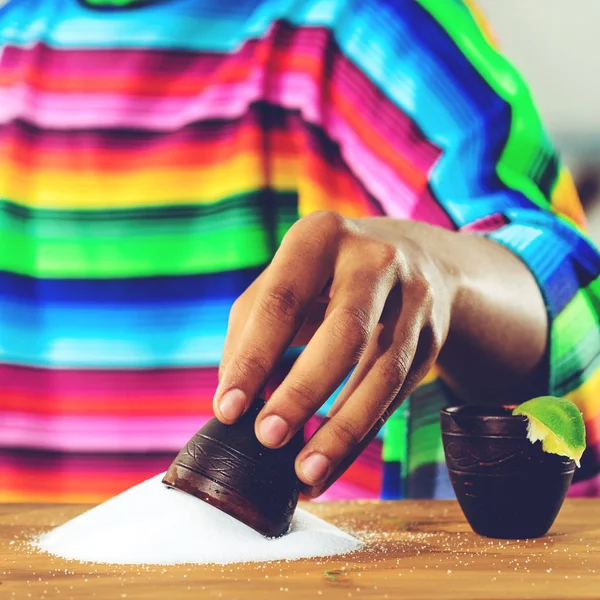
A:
0,268,262,304
406,463,455,500
0,301,231,366
0,334,226,367
381,461,403,500
488,218,600,315
0,299,232,335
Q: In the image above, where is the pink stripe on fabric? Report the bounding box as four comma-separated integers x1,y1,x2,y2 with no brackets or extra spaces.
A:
0,413,209,451
313,482,379,501
411,186,454,226
0,453,172,472
325,110,425,219
0,72,431,166
1,43,242,77
0,80,261,128
461,213,509,233
568,475,600,498
0,115,258,152
0,364,219,394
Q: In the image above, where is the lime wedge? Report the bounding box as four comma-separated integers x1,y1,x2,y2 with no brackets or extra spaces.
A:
513,396,586,467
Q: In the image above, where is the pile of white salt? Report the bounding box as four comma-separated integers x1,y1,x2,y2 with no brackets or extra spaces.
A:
35,473,361,565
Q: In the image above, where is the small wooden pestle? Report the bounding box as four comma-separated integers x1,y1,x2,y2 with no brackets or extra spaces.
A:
162,399,304,537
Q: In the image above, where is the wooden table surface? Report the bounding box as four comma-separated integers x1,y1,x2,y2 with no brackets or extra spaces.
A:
2,499,600,600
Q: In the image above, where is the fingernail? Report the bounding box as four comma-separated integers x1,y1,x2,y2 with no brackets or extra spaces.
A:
301,453,330,484
218,389,246,421
258,415,289,447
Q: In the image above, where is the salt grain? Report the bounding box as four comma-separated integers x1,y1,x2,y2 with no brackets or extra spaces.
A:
35,473,361,565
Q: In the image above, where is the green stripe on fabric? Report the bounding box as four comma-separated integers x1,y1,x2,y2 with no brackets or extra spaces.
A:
553,325,600,382
0,191,299,227
407,422,444,474
0,209,259,238
553,284,600,361
415,0,555,208
0,227,273,278
0,220,297,278
0,191,299,277
383,414,407,463
585,276,600,316
555,345,600,398
0,204,298,239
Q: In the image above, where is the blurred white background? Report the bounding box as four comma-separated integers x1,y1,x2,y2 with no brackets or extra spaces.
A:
479,0,600,241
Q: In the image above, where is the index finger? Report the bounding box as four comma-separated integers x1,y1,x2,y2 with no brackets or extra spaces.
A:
213,212,342,423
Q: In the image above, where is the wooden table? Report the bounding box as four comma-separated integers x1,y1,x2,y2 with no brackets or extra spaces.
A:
2,500,599,599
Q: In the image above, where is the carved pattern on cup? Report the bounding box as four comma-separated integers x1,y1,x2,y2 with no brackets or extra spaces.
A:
443,439,523,474
174,433,295,509
179,435,260,480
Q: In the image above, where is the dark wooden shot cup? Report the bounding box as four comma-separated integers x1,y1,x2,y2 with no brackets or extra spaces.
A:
441,405,575,539
163,399,304,538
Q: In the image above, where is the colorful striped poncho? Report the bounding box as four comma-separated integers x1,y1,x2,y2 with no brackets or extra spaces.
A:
1,0,599,503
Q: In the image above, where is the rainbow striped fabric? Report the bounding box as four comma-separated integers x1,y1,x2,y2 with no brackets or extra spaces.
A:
1,0,599,503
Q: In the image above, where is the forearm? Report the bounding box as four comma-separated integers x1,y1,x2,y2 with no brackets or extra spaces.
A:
393,219,549,404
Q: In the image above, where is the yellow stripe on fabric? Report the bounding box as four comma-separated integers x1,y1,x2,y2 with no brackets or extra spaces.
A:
415,0,551,211
420,366,440,386
566,368,600,422
0,155,299,209
462,0,500,49
551,168,587,231
297,179,369,219
0,491,108,503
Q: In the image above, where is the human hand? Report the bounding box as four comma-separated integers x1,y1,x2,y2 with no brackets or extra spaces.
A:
214,212,459,497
